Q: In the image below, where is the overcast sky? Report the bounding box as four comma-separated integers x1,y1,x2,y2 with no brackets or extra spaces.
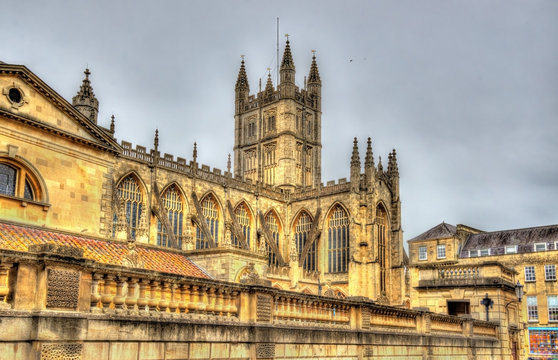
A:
2,1,557,242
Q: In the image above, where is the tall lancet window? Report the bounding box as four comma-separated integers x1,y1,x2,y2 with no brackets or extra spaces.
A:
376,205,388,295
113,175,143,240
157,185,184,248
265,211,281,267
196,195,219,249
232,203,251,248
294,211,316,272
327,205,350,273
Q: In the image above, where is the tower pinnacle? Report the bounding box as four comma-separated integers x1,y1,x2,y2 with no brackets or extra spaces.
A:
72,68,99,123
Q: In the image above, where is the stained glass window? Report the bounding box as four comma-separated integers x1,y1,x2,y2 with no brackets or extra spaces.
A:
232,203,251,248
327,205,349,273
113,175,143,240
157,185,183,248
294,212,316,272
0,163,16,196
196,195,219,249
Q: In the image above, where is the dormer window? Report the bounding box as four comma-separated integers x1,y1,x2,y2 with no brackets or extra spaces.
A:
534,243,547,252
505,245,517,254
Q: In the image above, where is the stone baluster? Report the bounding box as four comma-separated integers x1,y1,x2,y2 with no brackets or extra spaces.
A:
179,284,190,315
148,280,160,315
113,276,126,312
206,287,216,315
159,281,170,315
168,283,178,315
229,290,238,317
90,272,103,313
214,288,224,316
198,286,207,313
136,279,149,314
125,278,138,315
222,289,231,317
101,274,115,313
189,285,199,314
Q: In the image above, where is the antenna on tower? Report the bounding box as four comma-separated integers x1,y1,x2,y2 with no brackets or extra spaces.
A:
276,17,279,85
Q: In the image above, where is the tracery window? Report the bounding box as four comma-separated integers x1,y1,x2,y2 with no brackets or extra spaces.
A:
244,149,257,181
113,175,143,240
157,185,183,248
196,195,219,249
305,146,313,187
377,205,388,295
294,211,316,272
232,203,251,248
265,211,281,267
327,205,349,273
263,144,276,185
0,162,37,201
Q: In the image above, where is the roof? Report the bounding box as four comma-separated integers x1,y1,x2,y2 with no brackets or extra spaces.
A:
408,222,457,242
0,222,210,279
461,224,558,254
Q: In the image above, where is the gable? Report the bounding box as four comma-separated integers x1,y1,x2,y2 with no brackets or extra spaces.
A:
0,64,119,153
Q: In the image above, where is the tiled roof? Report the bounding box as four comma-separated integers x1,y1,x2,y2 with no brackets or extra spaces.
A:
408,222,457,242
461,224,558,255
0,222,210,279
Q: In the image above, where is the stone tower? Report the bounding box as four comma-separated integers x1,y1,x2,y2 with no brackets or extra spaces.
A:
72,68,99,124
233,40,322,191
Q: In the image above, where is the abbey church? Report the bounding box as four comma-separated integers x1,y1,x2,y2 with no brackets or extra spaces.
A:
0,40,406,305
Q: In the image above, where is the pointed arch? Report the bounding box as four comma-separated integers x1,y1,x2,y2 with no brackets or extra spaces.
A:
326,203,350,273
232,200,253,248
293,209,317,272
113,172,145,240
262,208,284,267
115,170,148,197
194,192,221,249
161,181,189,213
290,207,314,231
157,183,185,248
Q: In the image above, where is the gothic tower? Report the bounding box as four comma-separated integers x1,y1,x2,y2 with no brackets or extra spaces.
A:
72,68,99,124
233,40,322,191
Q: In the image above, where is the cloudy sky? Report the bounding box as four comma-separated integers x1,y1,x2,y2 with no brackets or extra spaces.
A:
2,1,557,242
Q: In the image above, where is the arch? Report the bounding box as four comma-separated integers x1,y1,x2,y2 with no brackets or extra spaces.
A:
333,288,347,299
157,183,185,248
0,154,48,203
161,181,189,213
113,172,145,240
325,203,350,273
323,201,351,222
195,192,221,249
264,207,285,232
232,201,253,248
114,170,148,197
289,207,314,231
375,200,390,223
293,209,317,272
263,209,283,267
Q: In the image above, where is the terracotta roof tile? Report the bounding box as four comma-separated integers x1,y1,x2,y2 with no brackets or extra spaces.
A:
0,222,210,279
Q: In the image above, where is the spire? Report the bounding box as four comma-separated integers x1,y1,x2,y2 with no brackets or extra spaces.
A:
154,129,159,152
281,37,295,70
390,149,399,177
72,68,99,124
307,51,321,85
365,137,374,168
227,153,231,173
350,137,360,168
193,142,198,164
235,56,249,92
378,156,383,174
265,70,274,93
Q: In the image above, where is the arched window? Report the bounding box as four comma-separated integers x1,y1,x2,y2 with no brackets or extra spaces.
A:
157,184,184,248
196,195,219,249
265,211,281,267
113,175,143,240
232,203,251,248
294,211,316,272
0,161,39,201
327,205,349,273
376,205,388,295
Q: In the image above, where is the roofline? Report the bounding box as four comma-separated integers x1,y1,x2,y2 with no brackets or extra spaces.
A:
0,63,121,154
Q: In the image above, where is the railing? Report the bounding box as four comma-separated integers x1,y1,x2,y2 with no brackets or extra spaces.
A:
439,266,480,279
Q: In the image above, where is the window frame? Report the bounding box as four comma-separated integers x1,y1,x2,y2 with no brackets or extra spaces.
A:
479,248,491,257
524,266,536,282
0,160,42,203
548,295,558,322
418,246,427,261
505,245,517,254
544,265,556,282
526,296,538,322
437,244,446,259
469,249,479,257
534,242,547,252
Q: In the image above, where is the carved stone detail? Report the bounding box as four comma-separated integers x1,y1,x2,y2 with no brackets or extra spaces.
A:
256,343,275,359
41,343,82,360
256,294,272,323
46,269,80,309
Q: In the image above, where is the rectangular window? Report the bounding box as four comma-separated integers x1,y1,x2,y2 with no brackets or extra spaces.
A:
548,296,558,321
480,248,491,256
437,244,446,259
418,246,427,261
469,249,479,257
545,265,556,281
534,243,547,252
527,296,538,321
529,328,558,355
525,266,536,282
505,245,517,254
